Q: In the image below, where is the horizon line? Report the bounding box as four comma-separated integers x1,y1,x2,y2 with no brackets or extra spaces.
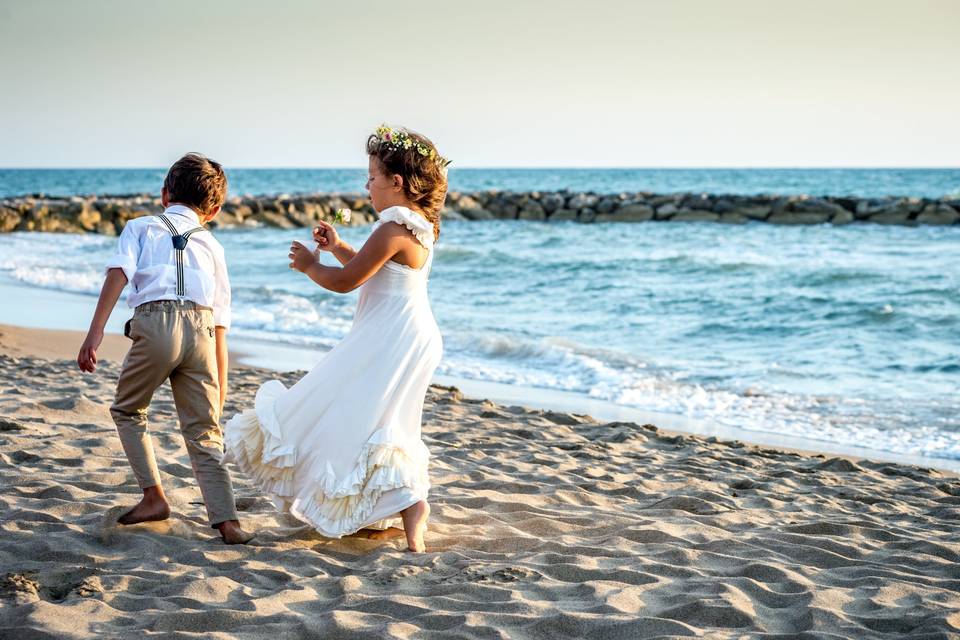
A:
1,166,959,171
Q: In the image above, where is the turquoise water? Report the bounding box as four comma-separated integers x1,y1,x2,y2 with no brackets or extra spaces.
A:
1,219,958,463
1,167,959,198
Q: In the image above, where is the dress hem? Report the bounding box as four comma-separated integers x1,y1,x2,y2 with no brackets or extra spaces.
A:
224,384,431,538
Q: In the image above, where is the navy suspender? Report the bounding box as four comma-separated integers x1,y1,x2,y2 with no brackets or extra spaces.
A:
156,213,206,297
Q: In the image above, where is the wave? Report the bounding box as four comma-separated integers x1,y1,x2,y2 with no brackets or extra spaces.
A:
8,266,102,295
436,331,960,461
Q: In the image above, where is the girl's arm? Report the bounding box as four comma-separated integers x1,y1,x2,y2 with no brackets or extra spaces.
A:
313,221,356,266
330,240,357,266
290,224,413,293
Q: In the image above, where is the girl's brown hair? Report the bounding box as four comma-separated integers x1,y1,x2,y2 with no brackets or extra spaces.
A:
366,127,448,241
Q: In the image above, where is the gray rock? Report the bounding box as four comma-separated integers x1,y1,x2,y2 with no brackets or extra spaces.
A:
869,210,913,225
683,193,715,210
713,198,738,214
771,197,801,216
598,203,654,222
487,200,518,219
671,209,719,222
735,204,772,220
855,198,913,220
595,198,617,214
768,212,831,224
211,210,240,228
541,193,565,214
917,203,959,225
792,198,848,216
454,195,482,211
285,209,315,227
567,194,597,210
518,202,546,220
655,203,678,219
649,195,679,207
830,210,855,225
718,213,748,224
577,208,597,223
255,211,296,229
548,209,577,221
459,207,496,220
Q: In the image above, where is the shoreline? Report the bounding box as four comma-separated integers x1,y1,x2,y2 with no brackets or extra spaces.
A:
4,321,958,476
2,188,958,233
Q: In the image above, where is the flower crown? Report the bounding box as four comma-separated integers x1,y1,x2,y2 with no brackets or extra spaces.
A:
373,125,451,168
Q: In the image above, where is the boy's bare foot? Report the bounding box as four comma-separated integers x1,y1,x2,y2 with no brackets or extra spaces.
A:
361,526,405,541
215,520,255,545
118,486,171,525
400,500,430,552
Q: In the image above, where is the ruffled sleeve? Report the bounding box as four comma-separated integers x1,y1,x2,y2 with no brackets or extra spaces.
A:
377,206,434,248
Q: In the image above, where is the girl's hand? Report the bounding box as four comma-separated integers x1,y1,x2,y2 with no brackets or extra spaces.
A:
313,221,340,252
289,241,319,272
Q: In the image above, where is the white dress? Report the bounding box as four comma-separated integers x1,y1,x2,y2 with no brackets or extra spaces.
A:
224,206,443,537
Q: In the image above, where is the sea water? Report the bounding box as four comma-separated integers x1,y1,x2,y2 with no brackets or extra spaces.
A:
2,214,958,465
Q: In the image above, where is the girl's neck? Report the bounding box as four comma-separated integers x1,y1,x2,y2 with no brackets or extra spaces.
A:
381,200,422,215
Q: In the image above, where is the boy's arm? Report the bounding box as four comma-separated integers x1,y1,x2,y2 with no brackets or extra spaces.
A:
78,268,128,372
212,244,231,415
215,327,228,415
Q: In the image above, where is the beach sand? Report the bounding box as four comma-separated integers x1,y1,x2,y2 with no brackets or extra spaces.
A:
1,325,959,638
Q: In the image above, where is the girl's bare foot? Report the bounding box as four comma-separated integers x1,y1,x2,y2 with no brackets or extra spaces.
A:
214,520,256,545
400,500,430,552
118,486,171,525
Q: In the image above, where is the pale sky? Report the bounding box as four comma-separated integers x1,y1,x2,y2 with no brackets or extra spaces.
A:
1,0,957,168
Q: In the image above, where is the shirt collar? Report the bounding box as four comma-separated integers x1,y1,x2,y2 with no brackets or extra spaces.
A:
164,204,202,225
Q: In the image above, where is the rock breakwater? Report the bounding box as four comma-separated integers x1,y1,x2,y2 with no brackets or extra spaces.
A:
1,190,957,234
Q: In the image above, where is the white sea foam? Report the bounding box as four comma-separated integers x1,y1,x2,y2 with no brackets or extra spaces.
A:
437,331,960,461
9,266,103,295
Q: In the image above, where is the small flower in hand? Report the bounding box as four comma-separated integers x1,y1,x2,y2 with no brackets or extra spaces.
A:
289,241,318,272
334,208,352,224
313,221,340,252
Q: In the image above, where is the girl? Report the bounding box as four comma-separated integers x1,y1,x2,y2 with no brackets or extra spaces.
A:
225,126,449,552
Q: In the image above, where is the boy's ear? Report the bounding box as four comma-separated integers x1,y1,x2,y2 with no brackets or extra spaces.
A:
207,204,221,219
161,187,170,207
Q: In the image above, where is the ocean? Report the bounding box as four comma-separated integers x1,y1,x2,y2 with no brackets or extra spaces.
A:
1,168,958,468
2,167,959,199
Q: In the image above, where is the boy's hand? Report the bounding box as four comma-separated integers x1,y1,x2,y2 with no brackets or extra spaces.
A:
78,329,103,372
289,241,319,272
313,222,340,252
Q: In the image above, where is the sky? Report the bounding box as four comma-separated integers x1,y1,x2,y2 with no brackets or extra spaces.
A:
0,0,958,168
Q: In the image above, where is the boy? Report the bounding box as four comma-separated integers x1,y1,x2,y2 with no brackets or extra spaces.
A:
77,153,253,545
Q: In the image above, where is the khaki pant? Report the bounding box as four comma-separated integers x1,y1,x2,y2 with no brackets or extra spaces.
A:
110,300,238,526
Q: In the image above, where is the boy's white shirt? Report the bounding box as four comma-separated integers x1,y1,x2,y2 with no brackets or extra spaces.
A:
105,204,231,330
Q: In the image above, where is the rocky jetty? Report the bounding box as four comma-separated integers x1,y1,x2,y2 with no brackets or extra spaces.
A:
1,190,958,234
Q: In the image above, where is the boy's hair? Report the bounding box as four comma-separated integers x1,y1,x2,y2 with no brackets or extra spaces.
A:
366,126,448,241
163,153,228,215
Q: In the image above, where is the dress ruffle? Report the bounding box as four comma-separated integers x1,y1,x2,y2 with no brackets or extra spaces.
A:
377,206,435,248
224,381,431,538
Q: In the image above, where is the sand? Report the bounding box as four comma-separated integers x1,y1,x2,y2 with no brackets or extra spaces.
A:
1,325,959,639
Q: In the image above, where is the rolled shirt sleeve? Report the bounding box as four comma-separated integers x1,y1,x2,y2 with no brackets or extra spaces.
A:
212,246,232,330
104,220,140,283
